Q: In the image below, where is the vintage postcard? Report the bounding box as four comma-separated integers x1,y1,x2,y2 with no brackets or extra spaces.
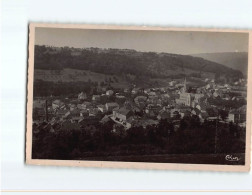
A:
26,23,251,171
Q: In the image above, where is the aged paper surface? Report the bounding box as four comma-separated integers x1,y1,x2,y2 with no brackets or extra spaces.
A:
26,23,251,171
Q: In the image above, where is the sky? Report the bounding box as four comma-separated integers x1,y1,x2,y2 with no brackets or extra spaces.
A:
35,27,249,55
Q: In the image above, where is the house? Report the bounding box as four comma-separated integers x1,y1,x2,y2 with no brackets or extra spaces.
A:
113,107,133,121
106,90,114,96
213,91,220,98
191,108,208,121
131,88,140,94
71,116,83,123
224,84,230,88
148,91,156,96
134,96,147,107
147,95,161,105
132,106,141,113
228,105,246,123
105,102,119,112
97,104,106,113
116,95,126,99
179,110,191,118
64,111,71,118
161,93,170,99
92,95,101,101
205,84,211,90
195,100,208,112
77,101,92,110
80,109,89,117
169,81,176,86
157,110,170,120
200,112,209,120
69,108,80,118
52,100,65,110
100,115,112,124
56,109,69,118
144,89,151,94
191,108,201,116
145,104,162,114
78,92,87,100
89,108,100,116
124,88,130,93
69,104,77,111
112,115,134,130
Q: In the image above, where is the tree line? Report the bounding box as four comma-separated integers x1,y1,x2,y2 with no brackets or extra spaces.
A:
32,115,245,162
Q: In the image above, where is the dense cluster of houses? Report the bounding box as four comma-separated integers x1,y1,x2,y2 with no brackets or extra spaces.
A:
33,77,247,133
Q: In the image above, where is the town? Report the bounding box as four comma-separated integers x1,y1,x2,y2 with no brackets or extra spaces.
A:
33,77,247,142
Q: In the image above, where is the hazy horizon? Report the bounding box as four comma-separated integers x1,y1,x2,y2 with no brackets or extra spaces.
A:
35,27,249,55
35,44,249,56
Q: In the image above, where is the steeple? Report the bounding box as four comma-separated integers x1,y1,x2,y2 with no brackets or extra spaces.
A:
183,77,187,93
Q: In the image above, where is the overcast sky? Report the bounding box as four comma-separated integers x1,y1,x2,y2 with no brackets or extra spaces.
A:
35,27,249,55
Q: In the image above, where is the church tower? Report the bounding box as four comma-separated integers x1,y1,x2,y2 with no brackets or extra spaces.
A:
183,77,187,93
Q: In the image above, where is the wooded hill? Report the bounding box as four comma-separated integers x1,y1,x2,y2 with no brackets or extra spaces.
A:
34,45,244,81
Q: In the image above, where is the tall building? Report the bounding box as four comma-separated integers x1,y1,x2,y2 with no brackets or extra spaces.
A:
176,77,192,106
182,77,187,93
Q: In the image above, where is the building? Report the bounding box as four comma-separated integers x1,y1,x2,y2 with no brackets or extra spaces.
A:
92,95,101,101
111,108,134,129
131,88,140,94
52,100,65,110
124,88,130,93
100,115,111,124
176,93,191,106
80,109,89,117
56,109,69,118
97,104,106,113
228,105,246,123
179,110,191,118
134,96,147,107
157,110,170,120
106,90,114,96
175,78,192,106
77,101,92,110
169,81,176,86
89,108,100,116
69,104,77,111
78,92,87,100
113,107,133,121
105,102,119,112
145,104,162,115
68,108,80,118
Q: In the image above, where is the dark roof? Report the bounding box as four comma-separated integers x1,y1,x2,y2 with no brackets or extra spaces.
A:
56,109,68,115
117,107,131,116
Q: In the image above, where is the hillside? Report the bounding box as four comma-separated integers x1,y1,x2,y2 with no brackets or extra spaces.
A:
34,45,243,82
192,52,248,76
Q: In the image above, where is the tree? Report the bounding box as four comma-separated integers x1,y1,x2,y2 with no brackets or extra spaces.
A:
218,109,228,121
179,118,187,131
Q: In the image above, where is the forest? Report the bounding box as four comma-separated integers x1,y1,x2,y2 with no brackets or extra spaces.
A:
32,116,245,164
34,45,244,81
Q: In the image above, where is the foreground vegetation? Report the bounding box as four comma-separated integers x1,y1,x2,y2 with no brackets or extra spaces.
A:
32,115,245,164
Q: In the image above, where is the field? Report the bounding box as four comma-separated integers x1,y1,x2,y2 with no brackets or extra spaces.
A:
34,68,209,89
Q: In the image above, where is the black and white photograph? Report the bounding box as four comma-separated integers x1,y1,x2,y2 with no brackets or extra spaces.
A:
26,24,251,171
